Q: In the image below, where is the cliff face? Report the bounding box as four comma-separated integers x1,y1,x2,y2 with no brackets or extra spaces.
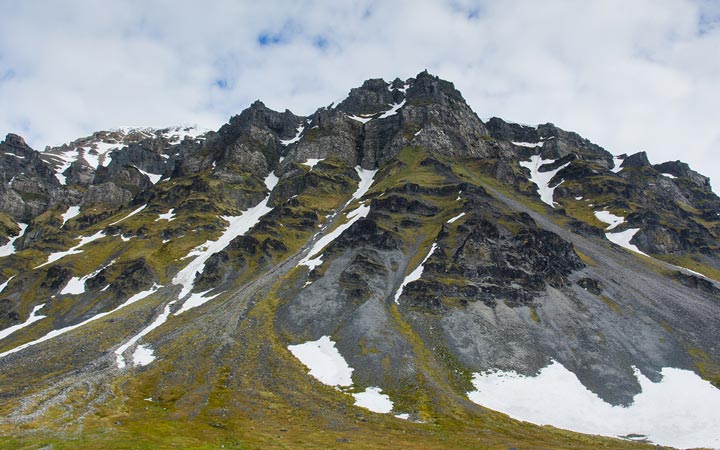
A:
0,71,718,449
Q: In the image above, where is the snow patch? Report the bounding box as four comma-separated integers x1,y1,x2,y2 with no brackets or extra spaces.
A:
299,167,375,270
661,173,677,179
0,223,28,257
299,204,370,270
0,275,14,294
594,210,625,231
467,360,720,449
512,141,544,148
280,125,304,146
288,336,396,414
353,166,377,200
0,285,160,359
288,336,354,387
60,261,111,296
302,158,323,169
347,114,374,124
394,243,437,304
606,228,647,255
519,155,571,208
611,156,625,173
132,344,155,366
394,83,411,94
60,277,87,295
137,168,162,184
83,141,123,169
115,299,174,369
156,209,175,222
35,231,106,268
352,387,394,413
447,212,466,224
61,206,81,227
109,204,147,226
0,303,45,341
378,100,406,119
161,125,209,143
175,290,221,315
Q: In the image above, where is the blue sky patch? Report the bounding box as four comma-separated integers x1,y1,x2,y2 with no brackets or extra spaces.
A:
257,32,285,46
312,36,329,50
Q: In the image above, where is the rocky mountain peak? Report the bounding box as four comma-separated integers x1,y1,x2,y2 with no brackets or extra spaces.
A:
0,73,719,449
3,133,30,150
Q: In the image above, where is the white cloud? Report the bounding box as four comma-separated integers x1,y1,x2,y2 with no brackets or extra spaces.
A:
0,0,718,187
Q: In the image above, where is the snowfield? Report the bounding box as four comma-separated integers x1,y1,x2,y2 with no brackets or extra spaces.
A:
467,360,720,449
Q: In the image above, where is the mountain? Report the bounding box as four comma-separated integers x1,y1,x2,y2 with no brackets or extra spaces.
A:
0,71,719,449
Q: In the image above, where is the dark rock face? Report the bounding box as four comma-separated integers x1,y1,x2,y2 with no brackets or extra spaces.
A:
107,259,156,299
536,123,611,163
654,160,712,190
331,217,400,252
370,195,439,217
486,117,540,143
80,182,133,209
0,133,62,221
407,217,585,311
41,265,73,291
336,78,401,115
64,160,96,186
288,108,360,168
621,151,651,169
210,101,303,175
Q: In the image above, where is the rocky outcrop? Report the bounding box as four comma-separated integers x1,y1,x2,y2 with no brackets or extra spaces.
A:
80,182,133,208
336,78,402,115
209,101,303,175
0,134,62,221
486,117,540,143
620,151,652,169
654,160,712,190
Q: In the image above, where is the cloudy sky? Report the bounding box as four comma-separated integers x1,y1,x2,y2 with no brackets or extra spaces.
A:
1,0,719,186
